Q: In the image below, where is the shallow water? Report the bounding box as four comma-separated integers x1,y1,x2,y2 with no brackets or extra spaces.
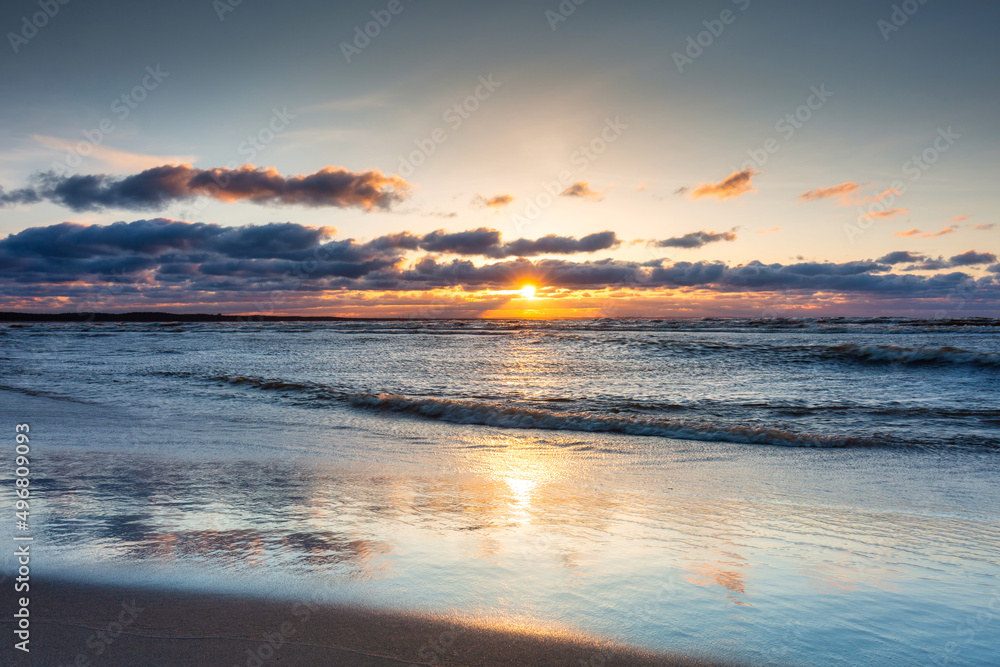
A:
1,319,999,665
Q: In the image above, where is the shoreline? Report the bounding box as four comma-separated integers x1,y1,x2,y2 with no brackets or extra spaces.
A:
0,578,732,666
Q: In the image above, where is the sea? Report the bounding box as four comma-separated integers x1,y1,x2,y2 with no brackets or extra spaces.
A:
1,317,998,665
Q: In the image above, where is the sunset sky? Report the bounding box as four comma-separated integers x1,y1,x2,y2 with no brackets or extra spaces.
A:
1,0,998,317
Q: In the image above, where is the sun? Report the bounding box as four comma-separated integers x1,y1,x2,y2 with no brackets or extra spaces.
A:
519,285,537,299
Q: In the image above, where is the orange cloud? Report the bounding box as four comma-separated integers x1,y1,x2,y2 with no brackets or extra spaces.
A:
893,226,958,238
474,194,514,208
974,223,995,231
756,227,782,234
862,208,908,220
560,182,604,201
798,182,860,203
690,169,757,201
799,183,905,207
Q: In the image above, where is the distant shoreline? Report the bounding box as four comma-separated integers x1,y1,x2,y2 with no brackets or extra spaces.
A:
2,311,999,324
0,311,412,323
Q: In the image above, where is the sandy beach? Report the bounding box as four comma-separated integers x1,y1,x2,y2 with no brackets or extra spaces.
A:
2,579,728,666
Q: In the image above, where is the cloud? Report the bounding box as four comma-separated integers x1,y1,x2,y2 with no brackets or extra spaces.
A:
654,230,738,249
894,251,998,271
32,135,198,173
4,220,998,317
2,164,410,212
974,224,995,231
0,221,622,296
876,251,927,265
490,231,619,258
382,257,982,298
950,215,970,223
1,219,341,261
418,228,502,255
800,183,911,208
4,227,997,314
560,182,604,201
364,228,619,259
690,169,757,201
756,227,781,234
862,208,909,220
894,226,958,238
473,194,514,208
949,250,997,266
907,259,950,271
0,186,41,206
798,182,860,203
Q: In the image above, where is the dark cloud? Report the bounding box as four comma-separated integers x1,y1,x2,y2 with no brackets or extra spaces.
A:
0,219,338,260
3,165,409,212
949,250,997,266
655,230,737,249
386,257,981,298
418,228,502,255
876,251,927,265
0,186,41,206
4,219,995,310
367,228,618,259
0,221,626,297
907,259,951,271
490,231,619,258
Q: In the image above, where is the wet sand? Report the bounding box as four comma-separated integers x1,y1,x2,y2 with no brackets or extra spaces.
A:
2,579,733,666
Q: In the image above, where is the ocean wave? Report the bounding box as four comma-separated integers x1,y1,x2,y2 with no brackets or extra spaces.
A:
192,373,862,447
209,374,348,400
528,336,1000,369
348,393,861,448
829,344,1000,367
0,384,91,403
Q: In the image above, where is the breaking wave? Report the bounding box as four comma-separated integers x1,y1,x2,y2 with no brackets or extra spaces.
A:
348,394,863,447
829,344,1000,367
194,373,865,447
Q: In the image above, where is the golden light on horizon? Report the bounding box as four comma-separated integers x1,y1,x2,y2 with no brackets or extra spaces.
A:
519,285,538,299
